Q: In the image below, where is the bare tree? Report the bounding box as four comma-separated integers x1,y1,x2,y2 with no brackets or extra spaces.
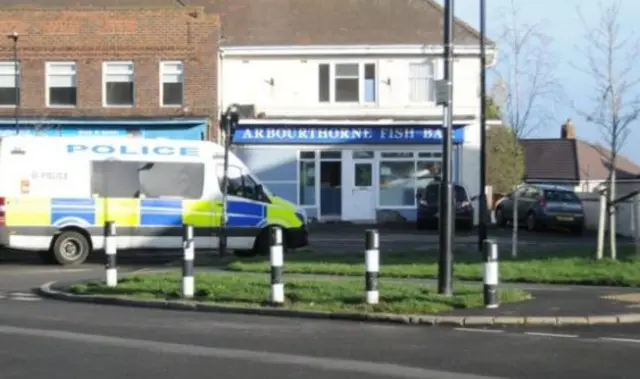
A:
575,0,640,260
492,0,562,257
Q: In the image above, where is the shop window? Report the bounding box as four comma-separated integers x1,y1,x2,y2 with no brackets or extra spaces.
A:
103,61,134,106
160,61,184,107
317,62,376,104
0,62,19,106
320,150,341,159
46,62,77,107
415,160,442,190
379,161,415,206
409,60,436,103
378,154,443,207
299,160,316,206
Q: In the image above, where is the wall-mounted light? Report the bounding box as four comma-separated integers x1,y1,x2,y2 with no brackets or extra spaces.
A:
265,77,275,86
382,77,391,86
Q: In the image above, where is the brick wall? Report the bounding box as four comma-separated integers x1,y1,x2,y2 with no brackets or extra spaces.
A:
0,7,220,138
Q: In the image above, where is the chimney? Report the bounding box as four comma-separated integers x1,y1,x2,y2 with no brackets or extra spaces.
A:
561,118,576,139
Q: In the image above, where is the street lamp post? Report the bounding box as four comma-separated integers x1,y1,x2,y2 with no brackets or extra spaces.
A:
437,0,455,296
6,32,18,134
219,104,239,257
478,0,488,252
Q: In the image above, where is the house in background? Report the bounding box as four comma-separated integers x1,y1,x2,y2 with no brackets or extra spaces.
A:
0,7,219,139
520,119,640,195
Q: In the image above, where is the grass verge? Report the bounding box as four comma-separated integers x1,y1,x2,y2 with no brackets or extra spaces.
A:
69,272,531,314
226,246,640,287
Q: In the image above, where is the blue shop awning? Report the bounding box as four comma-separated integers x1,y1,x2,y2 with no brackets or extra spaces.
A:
232,119,467,145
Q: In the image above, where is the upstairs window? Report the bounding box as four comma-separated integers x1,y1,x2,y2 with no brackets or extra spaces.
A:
160,61,184,107
103,61,134,106
0,62,20,106
46,62,77,107
318,62,377,104
409,61,436,103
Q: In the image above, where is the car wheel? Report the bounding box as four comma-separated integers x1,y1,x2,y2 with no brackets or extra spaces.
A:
526,212,537,232
495,207,507,227
51,230,91,266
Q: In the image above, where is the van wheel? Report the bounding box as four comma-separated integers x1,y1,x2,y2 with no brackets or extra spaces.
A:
253,226,287,256
52,231,90,266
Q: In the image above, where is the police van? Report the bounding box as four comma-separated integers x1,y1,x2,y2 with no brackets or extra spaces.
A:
0,135,308,265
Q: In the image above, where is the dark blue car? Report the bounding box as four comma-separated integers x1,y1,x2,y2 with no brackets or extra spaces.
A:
494,184,585,234
416,181,475,230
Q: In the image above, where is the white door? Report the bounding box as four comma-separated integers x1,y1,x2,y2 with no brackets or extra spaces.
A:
342,151,376,221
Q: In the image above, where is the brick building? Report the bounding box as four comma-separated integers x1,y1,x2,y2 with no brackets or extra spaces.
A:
0,7,220,139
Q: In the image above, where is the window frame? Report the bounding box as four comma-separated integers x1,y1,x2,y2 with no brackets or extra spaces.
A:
45,61,78,108
102,61,135,107
317,61,378,105
298,151,318,207
0,61,20,108
159,60,184,107
408,59,437,104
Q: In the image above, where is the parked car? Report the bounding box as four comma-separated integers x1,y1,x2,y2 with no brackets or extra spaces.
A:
416,181,475,230
494,184,585,234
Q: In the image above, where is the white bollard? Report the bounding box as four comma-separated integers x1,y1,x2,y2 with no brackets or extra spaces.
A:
365,229,380,305
270,227,284,305
483,239,499,308
104,221,117,288
182,224,195,298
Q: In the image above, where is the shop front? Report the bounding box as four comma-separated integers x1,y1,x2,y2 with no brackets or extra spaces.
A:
233,119,468,223
0,118,209,140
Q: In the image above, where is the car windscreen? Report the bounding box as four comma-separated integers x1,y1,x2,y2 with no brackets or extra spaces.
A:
423,185,468,203
544,189,581,203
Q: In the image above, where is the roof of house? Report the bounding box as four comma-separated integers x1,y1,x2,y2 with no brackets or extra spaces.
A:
520,138,640,182
2,0,494,46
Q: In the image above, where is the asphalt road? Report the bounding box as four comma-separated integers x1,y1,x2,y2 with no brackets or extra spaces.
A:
0,299,639,379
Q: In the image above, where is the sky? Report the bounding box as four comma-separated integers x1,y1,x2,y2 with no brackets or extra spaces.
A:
442,0,640,163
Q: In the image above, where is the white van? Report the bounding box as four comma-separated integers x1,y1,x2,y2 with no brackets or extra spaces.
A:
0,136,308,265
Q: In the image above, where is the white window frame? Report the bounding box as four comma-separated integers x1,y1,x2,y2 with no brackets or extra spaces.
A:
408,60,437,104
45,61,77,108
0,61,20,108
159,61,184,107
102,61,135,107
297,150,319,207
318,61,378,105
376,149,443,209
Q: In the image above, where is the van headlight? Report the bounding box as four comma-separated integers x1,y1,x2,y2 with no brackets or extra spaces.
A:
295,208,308,225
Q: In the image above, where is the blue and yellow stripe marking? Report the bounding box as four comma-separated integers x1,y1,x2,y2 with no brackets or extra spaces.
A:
51,197,96,227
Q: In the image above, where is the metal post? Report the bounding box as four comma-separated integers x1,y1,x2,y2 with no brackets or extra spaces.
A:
182,224,195,298
364,229,380,305
478,0,488,252
482,239,499,308
596,190,606,260
438,0,455,296
219,105,239,256
270,227,285,305
104,221,117,288
6,32,19,134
